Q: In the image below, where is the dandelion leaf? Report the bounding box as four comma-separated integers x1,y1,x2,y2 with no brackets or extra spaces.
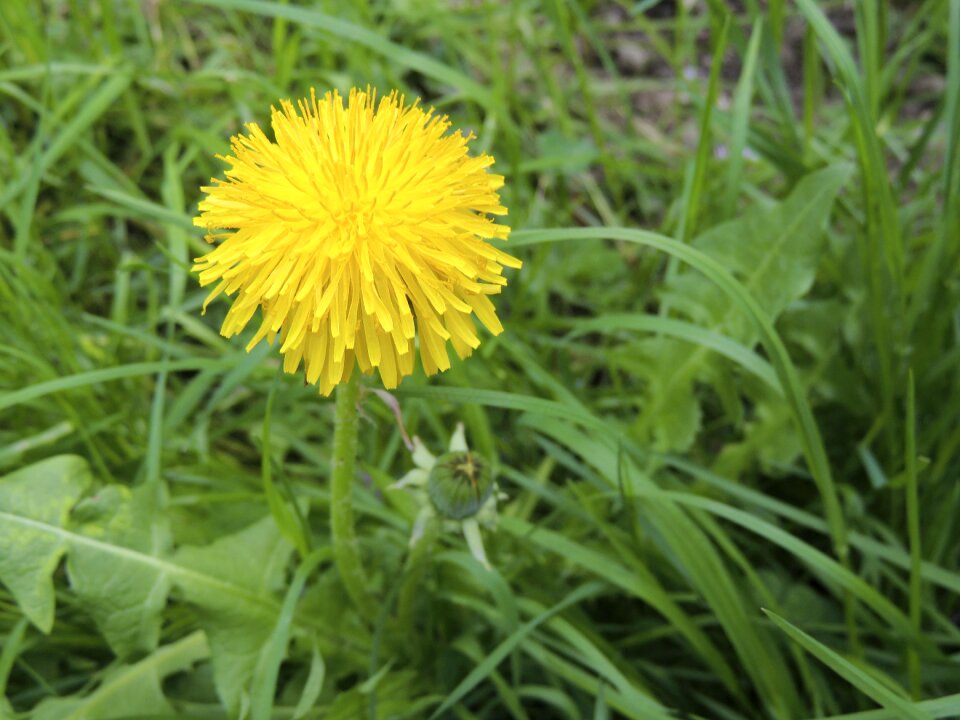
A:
641,338,703,451
691,165,851,342
0,455,91,632
29,631,208,720
642,164,850,451
67,484,172,658
712,391,801,478
322,669,424,719
0,458,294,715
174,515,293,714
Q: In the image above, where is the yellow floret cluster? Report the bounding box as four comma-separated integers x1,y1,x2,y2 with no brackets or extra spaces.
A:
193,87,520,394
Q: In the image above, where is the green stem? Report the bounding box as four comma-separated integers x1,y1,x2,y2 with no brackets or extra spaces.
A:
906,370,922,698
396,517,438,640
331,372,376,617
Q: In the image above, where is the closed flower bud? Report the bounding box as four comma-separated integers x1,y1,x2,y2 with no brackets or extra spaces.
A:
427,451,493,520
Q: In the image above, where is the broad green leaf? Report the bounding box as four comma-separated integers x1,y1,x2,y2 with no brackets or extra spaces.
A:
175,514,294,713
640,340,703,450
712,392,800,479
29,631,208,720
689,165,852,339
0,455,295,714
68,484,172,657
0,455,91,631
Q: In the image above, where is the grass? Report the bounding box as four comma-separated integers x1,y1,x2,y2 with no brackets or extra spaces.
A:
1,0,959,718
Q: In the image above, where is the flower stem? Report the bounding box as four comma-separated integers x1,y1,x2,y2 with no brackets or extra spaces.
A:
331,372,375,617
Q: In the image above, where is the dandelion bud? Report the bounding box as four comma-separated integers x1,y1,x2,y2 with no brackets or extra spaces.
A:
427,451,493,520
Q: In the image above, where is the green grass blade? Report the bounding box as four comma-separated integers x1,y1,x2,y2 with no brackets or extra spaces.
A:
905,370,922,697
518,597,658,712
564,313,782,394
261,372,311,558
636,490,911,635
510,227,847,565
2,69,132,220
0,616,29,702
429,582,607,720
763,610,931,720
661,452,960,597
945,0,960,225
0,359,235,412
679,12,729,241
520,638,659,720
394,386,606,433
794,0,900,452
817,693,960,720
723,18,762,212
250,549,331,720
499,515,739,695
183,0,495,110
521,419,797,713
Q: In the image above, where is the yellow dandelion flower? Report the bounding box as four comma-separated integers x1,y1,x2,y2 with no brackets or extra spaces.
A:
193,87,521,395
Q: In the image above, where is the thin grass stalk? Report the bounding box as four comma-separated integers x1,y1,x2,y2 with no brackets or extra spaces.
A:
795,0,902,462
723,18,762,215
910,0,960,331
906,370,922,698
679,11,729,243
802,23,820,156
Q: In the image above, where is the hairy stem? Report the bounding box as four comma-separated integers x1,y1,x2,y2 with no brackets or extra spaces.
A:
331,372,376,617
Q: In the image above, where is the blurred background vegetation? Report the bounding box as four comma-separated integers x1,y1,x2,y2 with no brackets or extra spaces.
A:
1,0,959,718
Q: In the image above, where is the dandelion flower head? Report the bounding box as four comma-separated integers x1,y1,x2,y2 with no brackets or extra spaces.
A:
193,87,520,395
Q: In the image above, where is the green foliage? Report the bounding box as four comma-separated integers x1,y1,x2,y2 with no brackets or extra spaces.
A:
175,515,295,713
2,0,959,718
67,482,170,658
29,632,209,720
0,455,293,716
0,456,91,632
641,164,850,451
